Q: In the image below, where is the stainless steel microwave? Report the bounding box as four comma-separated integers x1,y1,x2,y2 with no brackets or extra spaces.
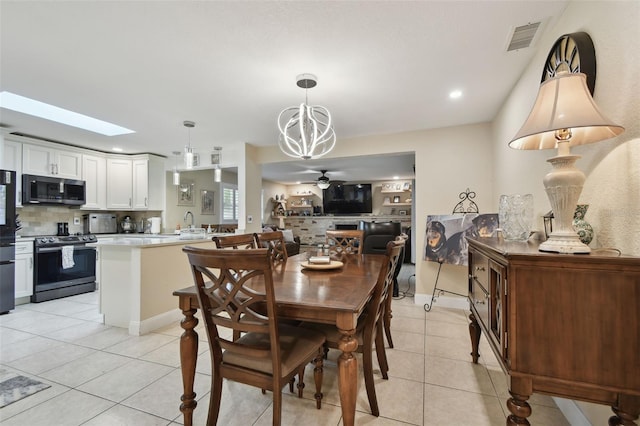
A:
22,174,86,206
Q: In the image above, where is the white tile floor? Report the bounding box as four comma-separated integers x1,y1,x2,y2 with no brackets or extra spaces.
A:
0,265,570,425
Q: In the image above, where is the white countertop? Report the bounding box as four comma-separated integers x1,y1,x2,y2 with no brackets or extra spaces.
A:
91,233,229,247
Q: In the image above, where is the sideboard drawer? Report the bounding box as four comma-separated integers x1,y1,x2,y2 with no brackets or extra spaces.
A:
468,249,489,330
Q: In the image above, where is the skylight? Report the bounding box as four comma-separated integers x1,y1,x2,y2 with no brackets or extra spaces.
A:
0,91,135,136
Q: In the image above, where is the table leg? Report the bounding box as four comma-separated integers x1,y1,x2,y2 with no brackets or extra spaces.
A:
179,305,199,426
337,325,359,426
469,312,481,363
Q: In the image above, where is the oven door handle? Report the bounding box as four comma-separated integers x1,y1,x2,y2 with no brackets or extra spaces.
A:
37,246,96,253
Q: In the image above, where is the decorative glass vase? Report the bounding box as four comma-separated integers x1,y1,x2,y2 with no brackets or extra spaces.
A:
499,194,533,241
573,204,593,245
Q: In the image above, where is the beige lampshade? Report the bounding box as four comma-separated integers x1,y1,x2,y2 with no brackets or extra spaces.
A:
509,72,624,150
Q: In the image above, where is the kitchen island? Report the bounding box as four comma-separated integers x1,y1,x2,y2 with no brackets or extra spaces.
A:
92,234,223,335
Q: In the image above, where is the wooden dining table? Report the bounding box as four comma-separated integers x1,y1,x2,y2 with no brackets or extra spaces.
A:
173,252,386,426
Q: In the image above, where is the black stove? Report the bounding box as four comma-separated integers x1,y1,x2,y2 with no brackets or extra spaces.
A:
34,234,97,247
31,234,97,303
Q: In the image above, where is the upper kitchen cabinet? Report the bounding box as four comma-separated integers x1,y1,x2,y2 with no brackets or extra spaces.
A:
106,157,133,209
22,141,82,179
2,139,23,206
82,153,107,210
106,155,164,210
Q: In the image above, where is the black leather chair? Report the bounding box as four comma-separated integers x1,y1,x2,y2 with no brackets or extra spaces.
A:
359,221,403,296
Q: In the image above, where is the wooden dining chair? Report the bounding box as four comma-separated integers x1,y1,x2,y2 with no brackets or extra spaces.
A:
254,231,288,263
382,235,407,349
302,239,404,417
325,229,364,255
182,247,326,426
212,233,257,249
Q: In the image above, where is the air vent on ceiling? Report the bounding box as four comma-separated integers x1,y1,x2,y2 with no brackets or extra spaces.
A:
506,22,541,51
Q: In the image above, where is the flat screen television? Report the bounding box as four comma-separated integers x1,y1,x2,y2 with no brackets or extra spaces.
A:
323,183,372,215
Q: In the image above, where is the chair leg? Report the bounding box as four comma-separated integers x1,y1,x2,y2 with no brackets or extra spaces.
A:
289,376,296,394
384,294,394,348
296,366,306,398
313,348,324,409
208,370,223,426
375,321,389,380
362,335,380,417
272,385,282,426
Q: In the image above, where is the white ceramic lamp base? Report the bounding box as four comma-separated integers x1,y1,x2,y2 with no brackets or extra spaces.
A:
539,153,591,254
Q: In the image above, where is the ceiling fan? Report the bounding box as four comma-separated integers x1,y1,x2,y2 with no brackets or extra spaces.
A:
302,170,342,189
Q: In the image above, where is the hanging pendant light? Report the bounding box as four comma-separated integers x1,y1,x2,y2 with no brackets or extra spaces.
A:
213,146,222,183
278,74,336,160
183,120,195,169
172,151,181,185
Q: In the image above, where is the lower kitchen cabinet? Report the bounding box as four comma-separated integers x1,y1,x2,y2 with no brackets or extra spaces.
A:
467,237,640,425
14,240,33,299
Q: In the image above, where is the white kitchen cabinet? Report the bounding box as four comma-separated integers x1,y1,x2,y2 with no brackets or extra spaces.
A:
132,158,149,209
82,153,107,210
106,157,133,209
23,142,82,179
2,139,23,206
14,240,33,299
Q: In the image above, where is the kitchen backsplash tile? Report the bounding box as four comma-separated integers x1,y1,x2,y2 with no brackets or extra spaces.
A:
17,205,161,236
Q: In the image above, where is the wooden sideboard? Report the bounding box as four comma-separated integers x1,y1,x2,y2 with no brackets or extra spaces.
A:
467,237,640,425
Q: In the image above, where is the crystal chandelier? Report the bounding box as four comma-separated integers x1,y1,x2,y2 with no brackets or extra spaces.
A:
278,74,336,160
183,120,195,169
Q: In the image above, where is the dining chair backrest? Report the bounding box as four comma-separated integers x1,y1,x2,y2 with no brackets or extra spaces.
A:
367,240,404,332
212,233,257,249
325,229,364,255
254,231,288,263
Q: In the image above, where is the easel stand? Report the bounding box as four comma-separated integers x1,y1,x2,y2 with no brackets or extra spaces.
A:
423,259,467,312
424,188,479,312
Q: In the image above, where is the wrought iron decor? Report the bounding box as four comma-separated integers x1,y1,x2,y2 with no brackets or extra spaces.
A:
451,188,479,214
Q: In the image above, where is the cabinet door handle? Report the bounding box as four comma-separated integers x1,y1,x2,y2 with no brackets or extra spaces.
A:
145,197,148,207
129,198,132,207
30,258,33,269
474,298,486,305
475,266,486,271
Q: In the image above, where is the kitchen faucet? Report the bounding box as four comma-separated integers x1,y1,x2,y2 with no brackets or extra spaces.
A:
184,211,194,229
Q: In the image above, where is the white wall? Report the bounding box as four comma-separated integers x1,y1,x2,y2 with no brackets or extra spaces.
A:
492,1,640,423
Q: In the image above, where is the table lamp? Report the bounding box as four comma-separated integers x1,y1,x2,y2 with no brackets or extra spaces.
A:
509,72,624,253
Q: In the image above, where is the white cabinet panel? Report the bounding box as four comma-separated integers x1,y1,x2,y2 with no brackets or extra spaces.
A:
106,158,132,209
132,159,149,209
82,154,107,209
23,143,82,179
14,241,33,299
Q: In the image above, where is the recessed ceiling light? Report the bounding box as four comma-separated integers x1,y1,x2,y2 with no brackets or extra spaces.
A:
449,90,463,99
0,91,135,136
393,176,399,180
112,147,124,152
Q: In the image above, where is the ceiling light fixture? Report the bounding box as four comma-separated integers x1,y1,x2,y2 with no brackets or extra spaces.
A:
278,73,336,160
172,151,181,185
449,90,462,99
213,146,222,183
183,120,195,169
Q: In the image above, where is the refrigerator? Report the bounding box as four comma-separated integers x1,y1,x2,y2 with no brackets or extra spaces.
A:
0,170,16,314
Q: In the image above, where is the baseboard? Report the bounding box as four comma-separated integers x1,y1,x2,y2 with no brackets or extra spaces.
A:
129,309,184,336
414,292,469,310
553,397,591,426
